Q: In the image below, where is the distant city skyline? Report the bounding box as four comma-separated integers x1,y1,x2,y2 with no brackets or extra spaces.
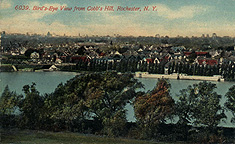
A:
0,0,235,37
2,31,231,39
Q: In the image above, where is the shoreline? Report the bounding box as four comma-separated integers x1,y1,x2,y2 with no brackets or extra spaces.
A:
135,72,225,82
0,68,227,82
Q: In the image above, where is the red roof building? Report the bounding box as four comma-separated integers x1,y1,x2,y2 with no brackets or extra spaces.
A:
184,52,192,56
71,56,90,63
197,59,218,66
99,52,106,56
145,58,154,63
195,52,208,56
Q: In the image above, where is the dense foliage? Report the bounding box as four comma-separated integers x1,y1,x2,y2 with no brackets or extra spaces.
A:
18,83,45,129
176,81,226,142
0,72,234,143
134,79,174,138
225,85,235,123
0,86,19,115
42,72,143,136
0,86,21,128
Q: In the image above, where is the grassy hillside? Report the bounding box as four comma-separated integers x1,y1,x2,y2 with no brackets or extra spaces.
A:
1,129,179,144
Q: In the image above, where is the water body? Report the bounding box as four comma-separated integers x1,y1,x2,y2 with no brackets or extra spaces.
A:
1,72,235,127
0,72,79,94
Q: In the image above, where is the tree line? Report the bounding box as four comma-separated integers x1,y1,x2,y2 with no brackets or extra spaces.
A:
64,58,235,81
0,71,235,143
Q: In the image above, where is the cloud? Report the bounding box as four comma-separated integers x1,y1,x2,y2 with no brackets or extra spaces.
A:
185,21,235,36
82,12,156,36
0,0,12,9
157,4,210,19
0,1,68,34
0,18,72,36
1,1,234,37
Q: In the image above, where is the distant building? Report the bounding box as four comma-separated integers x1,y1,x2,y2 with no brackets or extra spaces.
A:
212,33,217,39
1,31,5,49
30,52,40,59
155,34,160,38
47,32,52,37
1,31,6,35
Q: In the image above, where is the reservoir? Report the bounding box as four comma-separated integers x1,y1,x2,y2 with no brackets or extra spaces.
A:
1,72,235,127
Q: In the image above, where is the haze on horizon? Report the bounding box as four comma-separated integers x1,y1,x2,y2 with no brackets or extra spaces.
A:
0,0,235,37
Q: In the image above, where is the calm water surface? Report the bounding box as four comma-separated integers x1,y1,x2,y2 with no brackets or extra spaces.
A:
1,72,235,127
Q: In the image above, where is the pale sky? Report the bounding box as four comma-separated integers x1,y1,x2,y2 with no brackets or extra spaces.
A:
0,0,235,37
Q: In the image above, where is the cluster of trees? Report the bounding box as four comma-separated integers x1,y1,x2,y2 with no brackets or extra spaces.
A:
0,72,235,143
114,36,235,50
167,63,235,80
68,58,235,81
73,59,142,73
0,72,143,136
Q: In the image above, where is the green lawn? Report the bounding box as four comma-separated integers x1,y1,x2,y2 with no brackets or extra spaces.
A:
1,129,176,144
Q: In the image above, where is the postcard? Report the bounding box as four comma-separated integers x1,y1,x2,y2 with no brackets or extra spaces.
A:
0,0,235,143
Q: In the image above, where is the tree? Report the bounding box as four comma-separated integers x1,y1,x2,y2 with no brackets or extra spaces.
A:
0,85,20,115
83,72,143,136
18,83,44,129
134,79,175,138
176,81,226,140
44,72,143,135
43,78,91,131
188,51,197,64
0,85,21,128
225,85,235,123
